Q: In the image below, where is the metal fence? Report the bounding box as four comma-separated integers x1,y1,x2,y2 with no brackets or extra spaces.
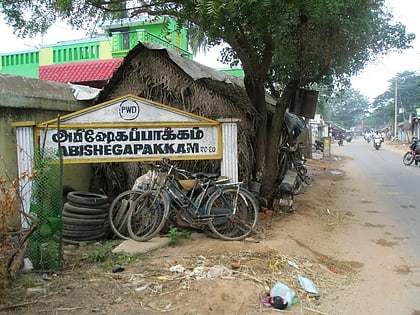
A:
25,148,63,271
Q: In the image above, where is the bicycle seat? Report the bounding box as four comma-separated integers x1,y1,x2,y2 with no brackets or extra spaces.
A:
190,172,219,180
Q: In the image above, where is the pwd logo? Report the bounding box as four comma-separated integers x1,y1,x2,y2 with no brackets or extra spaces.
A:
118,100,140,120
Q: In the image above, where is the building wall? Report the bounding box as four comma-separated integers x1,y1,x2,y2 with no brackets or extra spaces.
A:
0,50,39,78
0,75,93,192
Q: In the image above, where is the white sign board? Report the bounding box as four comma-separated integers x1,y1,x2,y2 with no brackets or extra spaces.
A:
37,95,222,163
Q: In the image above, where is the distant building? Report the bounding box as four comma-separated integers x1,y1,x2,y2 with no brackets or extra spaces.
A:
0,17,244,88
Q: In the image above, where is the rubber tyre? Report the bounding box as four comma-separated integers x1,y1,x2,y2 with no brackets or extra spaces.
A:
63,224,105,232
63,228,105,238
127,190,170,242
63,202,109,215
293,176,303,195
61,216,106,226
109,190,144,240
206,187,259,241
403,152,414,166
67,191,109,206
63,207,109,220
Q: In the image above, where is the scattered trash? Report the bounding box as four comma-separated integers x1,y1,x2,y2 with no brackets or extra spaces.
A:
270,282,296,309
327,265,338,273
207,265,233,278
169,264,185,273
26,287,47,294
261,282,297,310
135,283,151,292
230,260,241,269
112,265,125,273
288,260,299,268
298,275,319,295
41,273,52,281
244,237,260,243
22,258,34,272
188,266,206,279
260,291,272,308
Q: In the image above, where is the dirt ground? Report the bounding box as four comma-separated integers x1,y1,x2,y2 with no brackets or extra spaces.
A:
1,139,419,315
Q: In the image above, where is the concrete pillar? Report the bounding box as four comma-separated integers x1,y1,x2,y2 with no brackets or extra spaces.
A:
218,118,240,183
11,122,36,228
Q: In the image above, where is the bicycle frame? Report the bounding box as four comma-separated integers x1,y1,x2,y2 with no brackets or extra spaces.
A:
151,163,246,226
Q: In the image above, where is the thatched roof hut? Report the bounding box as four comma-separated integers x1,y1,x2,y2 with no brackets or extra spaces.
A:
92,42,275,197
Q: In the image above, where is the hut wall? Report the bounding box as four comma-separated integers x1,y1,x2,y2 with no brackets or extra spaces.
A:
97,49,257,190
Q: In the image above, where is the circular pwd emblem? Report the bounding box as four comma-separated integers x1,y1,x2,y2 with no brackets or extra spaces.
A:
118,99,140,120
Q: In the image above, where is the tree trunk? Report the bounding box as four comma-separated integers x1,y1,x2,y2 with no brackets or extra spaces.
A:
243,75,268,182
260,85,296,198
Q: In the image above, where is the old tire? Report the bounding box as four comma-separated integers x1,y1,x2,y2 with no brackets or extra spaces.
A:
67,191,109,207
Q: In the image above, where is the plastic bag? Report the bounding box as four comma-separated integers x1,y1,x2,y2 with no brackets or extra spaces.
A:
269,282,295,309
284,109,304,139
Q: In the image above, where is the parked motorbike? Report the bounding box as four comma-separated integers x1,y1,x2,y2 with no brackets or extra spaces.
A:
312,139,324,152
346,135,352,143
403,137,420,166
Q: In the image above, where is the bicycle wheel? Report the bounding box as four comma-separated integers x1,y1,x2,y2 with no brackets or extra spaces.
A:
126,190,169,241
403,152,414,166
293,175,303,195
278,151,289,180
206,187,259,241
109,190,144,240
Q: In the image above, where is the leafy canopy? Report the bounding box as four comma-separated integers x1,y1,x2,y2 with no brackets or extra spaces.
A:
1,0,414,90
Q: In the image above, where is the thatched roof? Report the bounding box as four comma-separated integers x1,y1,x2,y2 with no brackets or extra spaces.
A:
92,42,270,196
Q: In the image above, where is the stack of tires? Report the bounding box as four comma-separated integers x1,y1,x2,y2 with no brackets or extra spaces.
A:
62,191,110,245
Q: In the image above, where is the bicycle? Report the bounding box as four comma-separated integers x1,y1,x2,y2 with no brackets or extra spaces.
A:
126,158,259,241
109,166,190,240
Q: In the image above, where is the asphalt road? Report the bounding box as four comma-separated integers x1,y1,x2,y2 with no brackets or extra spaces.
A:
337,137,420,257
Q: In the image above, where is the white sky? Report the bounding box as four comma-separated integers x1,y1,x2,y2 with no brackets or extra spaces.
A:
0,0,418,100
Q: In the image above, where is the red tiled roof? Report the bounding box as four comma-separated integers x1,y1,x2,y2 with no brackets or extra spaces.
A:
39,58,123,83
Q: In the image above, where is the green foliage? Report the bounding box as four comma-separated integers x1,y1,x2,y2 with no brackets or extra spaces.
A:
87,240,142,267
326,88,370,129
88,241,119,263
168,225,179,246
1,0,415,197
366,71,420,129
0,0,414,87
168,225,191,246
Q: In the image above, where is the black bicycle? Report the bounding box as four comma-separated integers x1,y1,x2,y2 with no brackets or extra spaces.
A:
126,158,259,241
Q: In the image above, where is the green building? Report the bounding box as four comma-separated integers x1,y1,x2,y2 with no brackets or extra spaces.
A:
0,17,191,86
0,17,244,87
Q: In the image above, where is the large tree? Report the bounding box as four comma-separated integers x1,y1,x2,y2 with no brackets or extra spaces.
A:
325,88,370,129
1,0,415,197
366,71,420,131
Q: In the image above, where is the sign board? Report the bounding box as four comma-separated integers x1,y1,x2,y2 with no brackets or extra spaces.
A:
322,136,331,158
37,94,222,163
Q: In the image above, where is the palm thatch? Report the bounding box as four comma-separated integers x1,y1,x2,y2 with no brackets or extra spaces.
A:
92,42,276,199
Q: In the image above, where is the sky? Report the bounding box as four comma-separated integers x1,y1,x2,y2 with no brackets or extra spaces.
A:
0,0,418,101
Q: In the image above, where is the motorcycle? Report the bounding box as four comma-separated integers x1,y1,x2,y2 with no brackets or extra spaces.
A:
312,139,324,152
403,137,420,166
373,137,382,150
338,138,344,146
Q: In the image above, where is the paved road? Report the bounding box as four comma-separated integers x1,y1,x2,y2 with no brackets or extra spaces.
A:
322,138,420,315
339,138,420,257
